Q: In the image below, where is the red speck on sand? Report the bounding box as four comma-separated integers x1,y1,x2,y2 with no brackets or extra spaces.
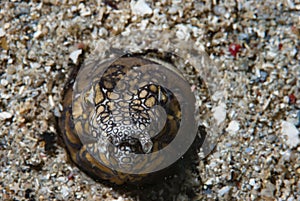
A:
288,94,297,104
229,44,241,57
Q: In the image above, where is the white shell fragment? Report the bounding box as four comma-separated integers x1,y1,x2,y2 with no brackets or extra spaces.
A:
175,24,190,40
33,30,43,39
212,103,226,125
261,182,276,198
0,28,6,37
226,120,240,134
130,0,152,16
69,49,83,64
281,121,300,148
0,111,13,120
218,186,231,197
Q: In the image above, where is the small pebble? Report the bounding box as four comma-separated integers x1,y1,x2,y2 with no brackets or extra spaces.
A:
0,111,13,120
238,33,250,42
226,120,240,134
33,30,43,39
61,186,70,199
259,70,268,82
0,28,6,37
283,96,290,104
261,182,275,198
213,6,226,16
249,178,256,186
281,121,300,148
281,150,291,161
0,79,9,86
205,178,214,186
245,147,253,154
176,24,190,40
130,0,152,16
69,49,82,64
296,111,300,127
218,186,231,197
212,103,226,125
113,197,125,201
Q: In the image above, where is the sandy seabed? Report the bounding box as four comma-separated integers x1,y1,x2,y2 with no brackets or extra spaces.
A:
0,0,299,200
